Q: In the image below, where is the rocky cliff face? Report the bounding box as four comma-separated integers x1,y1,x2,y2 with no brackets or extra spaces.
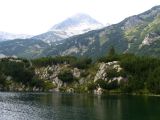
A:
94,61,123,82
35,64,84,92
93,61,126,94
35,61,126,94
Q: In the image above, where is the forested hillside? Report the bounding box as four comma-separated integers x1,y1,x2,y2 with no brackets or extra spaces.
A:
1,49,160,94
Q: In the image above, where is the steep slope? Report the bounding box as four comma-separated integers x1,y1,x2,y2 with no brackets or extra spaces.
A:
122,5,160,56
0,14,104,57
40,5,160,58
33,13,104,44
42,26,128,58
50,13,103,36
1,6,160,58
32,31,67,44
0,39,49,58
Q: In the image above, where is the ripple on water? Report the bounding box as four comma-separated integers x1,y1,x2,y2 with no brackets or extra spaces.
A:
0,92,160,120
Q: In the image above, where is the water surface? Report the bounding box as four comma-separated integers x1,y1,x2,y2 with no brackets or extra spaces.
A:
0,92,159,120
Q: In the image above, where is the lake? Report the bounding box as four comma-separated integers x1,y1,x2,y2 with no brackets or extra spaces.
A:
0,92,159,120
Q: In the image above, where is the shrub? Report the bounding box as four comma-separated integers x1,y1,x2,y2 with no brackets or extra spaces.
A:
58,69,74,83
71,57,92,69
106,69,119,79
32,56,77,67
44,81,54,91
95,79,119,90
147,67,160,94
106,80,119,90
81,71,89,77
95,80,108,89
87,82,96,91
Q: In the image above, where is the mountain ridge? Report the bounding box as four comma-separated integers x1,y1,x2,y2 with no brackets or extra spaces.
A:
33,13,104,44
0,6,160,58
41,5,160,58
50,13,103,31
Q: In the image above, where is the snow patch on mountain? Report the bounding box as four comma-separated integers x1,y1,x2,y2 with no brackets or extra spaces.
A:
32,13,104,44
49,13,104,37
0,31,33,41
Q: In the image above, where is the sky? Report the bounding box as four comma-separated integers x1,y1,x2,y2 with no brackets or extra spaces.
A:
0,0,160,35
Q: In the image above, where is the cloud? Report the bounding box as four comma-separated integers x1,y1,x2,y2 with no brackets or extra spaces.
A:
0,0,159,34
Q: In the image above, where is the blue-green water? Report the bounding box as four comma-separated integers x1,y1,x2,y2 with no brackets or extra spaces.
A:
0,92,160,120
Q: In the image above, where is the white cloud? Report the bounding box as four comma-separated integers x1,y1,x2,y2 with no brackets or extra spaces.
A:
0,0,160,34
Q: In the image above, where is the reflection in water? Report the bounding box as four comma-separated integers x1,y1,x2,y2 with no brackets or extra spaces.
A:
0,92,160,120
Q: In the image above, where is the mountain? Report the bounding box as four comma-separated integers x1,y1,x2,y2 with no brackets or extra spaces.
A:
33,13,104,43
0,38,49,58
0,5,160,58
50,13,104,36
40,5,160,58
32,31,68,44
0,31,32,41
0,13,104,57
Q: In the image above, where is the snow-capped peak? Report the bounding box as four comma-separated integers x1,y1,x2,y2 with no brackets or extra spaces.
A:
32,13,105,44
49,13,104,37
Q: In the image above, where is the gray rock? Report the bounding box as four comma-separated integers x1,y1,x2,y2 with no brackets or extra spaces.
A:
94,61,123,82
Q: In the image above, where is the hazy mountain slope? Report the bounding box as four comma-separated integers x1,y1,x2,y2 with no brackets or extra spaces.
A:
0,13,104,58
1,6,160,58
0,31,32,41
0,39,49,58
42,25,128,58
40,5,160,58
32,31,67,44
33,13,104,44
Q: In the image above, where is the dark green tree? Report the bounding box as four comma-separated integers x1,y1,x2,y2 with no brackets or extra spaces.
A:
58,69,74,83
147,67,160,94
108,46,116,56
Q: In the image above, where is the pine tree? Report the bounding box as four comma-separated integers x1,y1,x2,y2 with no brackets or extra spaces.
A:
108,46,115,56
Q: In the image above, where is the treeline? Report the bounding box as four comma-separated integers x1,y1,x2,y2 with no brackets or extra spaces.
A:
0,56,92,91
0,58,53,91
1,49,160,94
32,50,160,94
32,56,92,69
120,54,160,94
99,51,160,94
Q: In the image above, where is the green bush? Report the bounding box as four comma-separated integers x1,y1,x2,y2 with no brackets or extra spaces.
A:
71,57,92,69
106,69,119,79
81,71,89,77
147,67,160,94
120,81,132,93
95,79,119,90
44,81,54,91
59,87,66,92
87,82,96,91
58,69,74,83
98,46,120,63
107,80,119,90
32,56,77,67
95,80,108,89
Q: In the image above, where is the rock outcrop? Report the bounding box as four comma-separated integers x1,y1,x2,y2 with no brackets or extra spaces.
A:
94,61,123,82
139,32,160,48
35,61,126,94
35,64,82,91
